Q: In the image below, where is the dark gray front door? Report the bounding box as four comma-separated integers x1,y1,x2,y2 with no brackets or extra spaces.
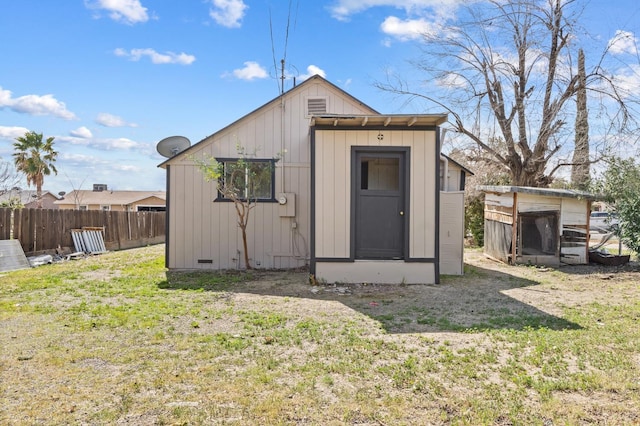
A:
354,151,406,259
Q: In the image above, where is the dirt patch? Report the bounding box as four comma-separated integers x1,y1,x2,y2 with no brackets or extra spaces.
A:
213,250,639,338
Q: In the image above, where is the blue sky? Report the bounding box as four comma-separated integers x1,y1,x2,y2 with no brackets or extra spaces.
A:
1,0,639,195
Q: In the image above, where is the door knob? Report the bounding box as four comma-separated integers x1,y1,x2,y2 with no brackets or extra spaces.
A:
399,211,404,216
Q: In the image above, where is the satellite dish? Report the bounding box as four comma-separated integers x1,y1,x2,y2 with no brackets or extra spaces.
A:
156,135,191,158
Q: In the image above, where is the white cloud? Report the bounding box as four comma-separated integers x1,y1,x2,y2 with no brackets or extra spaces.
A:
114,48,196,65
380,16,440,40
70,126,93,139
209,0,247,28
229,61,268,80
0,126,31,141
57,135,149,152
103,138,141,150
95,112,138,128
60,152,110,166
85,0,149,24
0,87,77,120
610,64,640,100
113,164,143,172
608,30,639,55
298,65,327,81
435,72,467,89
328,0,462,22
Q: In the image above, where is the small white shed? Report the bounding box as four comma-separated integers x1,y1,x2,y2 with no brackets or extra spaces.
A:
479,186,598,266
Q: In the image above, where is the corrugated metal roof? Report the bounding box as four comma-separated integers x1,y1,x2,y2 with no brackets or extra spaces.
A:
478,185,600,200
310,113,447,128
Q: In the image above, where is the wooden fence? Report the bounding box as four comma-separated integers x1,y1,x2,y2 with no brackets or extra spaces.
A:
0,208,166,255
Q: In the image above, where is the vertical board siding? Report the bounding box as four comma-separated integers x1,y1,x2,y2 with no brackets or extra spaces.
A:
165,79,374,270
0,208,11,239
314,130,350,259
314,129,437,260
439,192,465,275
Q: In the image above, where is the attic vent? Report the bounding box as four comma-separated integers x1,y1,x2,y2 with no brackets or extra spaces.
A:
307,97,327,116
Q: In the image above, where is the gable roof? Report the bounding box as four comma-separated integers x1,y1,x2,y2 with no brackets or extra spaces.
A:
55,190,166,206
442,154,474,176
158,75,379,169
0,189,60,205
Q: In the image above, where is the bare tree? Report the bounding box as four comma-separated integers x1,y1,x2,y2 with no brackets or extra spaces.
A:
377,0,639,187
0,160,21,197
571,48,590,190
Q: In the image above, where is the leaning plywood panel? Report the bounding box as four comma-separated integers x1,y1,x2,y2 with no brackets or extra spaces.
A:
0,240,30,272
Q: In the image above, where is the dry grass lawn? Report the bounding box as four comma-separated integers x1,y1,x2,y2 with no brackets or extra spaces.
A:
1,244,639,425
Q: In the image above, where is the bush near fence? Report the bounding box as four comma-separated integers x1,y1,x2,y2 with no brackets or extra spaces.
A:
0,208,165,255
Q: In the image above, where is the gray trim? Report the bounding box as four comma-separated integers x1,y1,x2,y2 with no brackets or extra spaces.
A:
316,257,437,263
213,158,277,203
405,258,437,263
314,257,352,262
310,129,316,275
165,165,171,269
312,124,439,132
434,128,441,283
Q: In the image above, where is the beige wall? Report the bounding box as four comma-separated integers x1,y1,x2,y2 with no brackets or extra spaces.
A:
57,196,165,211
314,129,438,260
439,191,465,275
316,261,436,285
166,79,375,270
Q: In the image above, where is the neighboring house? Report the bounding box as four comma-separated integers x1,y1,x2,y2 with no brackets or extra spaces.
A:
0,188,60,209
55,184,166,211
479,185,599,267
159,75,471,284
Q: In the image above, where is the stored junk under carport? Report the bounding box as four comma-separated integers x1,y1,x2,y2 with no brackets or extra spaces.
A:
479,186,599,267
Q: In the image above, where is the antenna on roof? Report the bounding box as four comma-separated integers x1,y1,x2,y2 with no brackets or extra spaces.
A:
269,0,299,95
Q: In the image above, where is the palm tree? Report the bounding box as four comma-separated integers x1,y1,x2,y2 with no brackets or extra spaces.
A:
13,131,58,208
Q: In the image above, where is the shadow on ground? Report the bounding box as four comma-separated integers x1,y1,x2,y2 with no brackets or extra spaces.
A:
158,260,581,334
